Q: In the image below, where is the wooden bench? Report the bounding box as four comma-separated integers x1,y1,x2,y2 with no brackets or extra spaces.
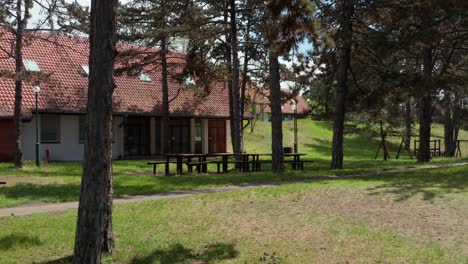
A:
211,160,253,173
147,161,172,175
185,161,210,173
284,160,314,170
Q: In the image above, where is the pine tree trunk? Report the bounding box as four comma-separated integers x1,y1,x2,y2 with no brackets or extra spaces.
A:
102,169,114,254
13,0,26,169
405,99,412,150
444,93,462,157
73,0,117,262
331,0,354,169
223,1,235,153
269,52,284,173
229,0,243,155
417,47,433,162
161,36,170,154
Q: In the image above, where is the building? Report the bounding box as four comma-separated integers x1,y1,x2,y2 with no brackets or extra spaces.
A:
249,88,311,121
0,33,231,161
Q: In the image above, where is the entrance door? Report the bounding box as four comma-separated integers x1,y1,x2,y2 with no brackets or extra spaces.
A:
124,117,150,157
208,120,226,153
169,119,190,153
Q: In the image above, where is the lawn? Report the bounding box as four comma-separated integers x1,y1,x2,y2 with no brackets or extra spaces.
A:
0,120,467,208
0,165,467,263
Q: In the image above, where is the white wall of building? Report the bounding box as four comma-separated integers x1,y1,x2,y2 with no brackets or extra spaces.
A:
21,114,123,161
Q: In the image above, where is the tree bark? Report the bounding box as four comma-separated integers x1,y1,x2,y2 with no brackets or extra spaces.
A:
161,36,170,154
13,0,28,169
331,0,354,169
73,0,117,262
223,0,235,154
229,0,243,156
417,47,433,162
269,52,284,173
405,99,412,150
443,92,461,157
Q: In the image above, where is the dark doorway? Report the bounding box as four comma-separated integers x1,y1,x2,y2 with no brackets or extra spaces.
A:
195,120,202,153
208,119,226,153
124,116,150,157
169,119,190,153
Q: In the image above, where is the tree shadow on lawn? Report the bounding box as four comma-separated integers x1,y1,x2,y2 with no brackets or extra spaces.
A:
41,243,238,264
0,233,42,250
0,183,80,204
359,167,468,201
129,243,238,264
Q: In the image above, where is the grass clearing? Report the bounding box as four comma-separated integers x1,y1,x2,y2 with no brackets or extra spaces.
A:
1,120,467,208
0,165,467,263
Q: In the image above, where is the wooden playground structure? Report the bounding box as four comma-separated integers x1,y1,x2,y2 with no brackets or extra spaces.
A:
375,133,466,160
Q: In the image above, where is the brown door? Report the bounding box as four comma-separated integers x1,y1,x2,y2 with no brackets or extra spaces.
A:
0,120,14,161
208,120,226,153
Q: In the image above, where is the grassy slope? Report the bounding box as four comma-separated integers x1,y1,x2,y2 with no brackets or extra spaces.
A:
0,165,467,263
0,119,467,208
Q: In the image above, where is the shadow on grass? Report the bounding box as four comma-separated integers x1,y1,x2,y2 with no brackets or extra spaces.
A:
41,255,73,264
0,233,42,250
129,243,238,264
0,183,80,203
360,166,468,201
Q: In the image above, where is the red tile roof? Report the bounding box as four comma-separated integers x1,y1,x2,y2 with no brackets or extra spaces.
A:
249,87,311,115
0,31,230,119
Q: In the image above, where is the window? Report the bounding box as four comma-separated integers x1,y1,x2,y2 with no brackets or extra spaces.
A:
195,120,202,142
81,65,89,76
184,76,195,85
139,72,152,82
78,115,86,143
41,115,60,143
23,60,41,72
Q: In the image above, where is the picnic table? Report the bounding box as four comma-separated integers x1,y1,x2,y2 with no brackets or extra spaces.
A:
147,152,311,175
166,153,209,174
284,153,307,170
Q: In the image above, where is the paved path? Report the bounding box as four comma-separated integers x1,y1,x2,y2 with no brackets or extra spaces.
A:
1,162,467,218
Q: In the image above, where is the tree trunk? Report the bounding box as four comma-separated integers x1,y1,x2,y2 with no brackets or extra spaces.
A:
240,13,251,123
73,0,117,262
330,0,354,169
229,0,243,155
417,47,433,162
269,52,284,173
13,0,27,169
405,99,412,150
161,36,170,154
223,1,235,154
444,92,461,157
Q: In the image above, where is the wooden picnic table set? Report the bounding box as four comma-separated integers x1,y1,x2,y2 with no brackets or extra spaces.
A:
147,152,313,175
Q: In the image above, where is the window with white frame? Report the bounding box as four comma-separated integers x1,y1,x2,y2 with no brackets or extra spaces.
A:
23,60,41,72
41,115,60,143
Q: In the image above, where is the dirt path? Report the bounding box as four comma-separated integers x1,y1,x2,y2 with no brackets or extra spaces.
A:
1,162,467,218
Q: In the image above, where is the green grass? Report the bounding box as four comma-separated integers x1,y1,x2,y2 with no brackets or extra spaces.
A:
0,119,467,208
0,165,467,263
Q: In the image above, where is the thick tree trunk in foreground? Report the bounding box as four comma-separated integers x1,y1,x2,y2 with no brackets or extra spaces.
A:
229,0,243,155
417,47,433,162
73,0,117,263
331,0,354,169
161,36,170,154
13,0,28,169
269,52,284,173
